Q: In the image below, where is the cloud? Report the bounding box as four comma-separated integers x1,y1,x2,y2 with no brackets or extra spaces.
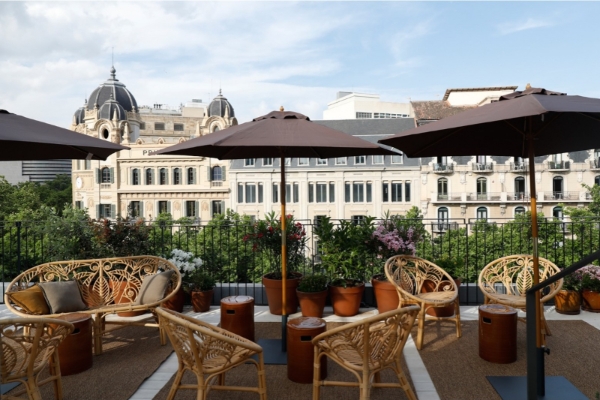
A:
497,18,554,35
388,21,433,70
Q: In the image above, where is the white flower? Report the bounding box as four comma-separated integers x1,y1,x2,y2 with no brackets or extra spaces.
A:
168,248,203,278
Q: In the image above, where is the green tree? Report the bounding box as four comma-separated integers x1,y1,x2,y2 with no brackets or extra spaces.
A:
35,175,72,216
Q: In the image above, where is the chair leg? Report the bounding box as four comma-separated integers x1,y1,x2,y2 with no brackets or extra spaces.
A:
359,373,371,400
416,306,426,350
454,298,462,338
25,378,43,400
49,350,63,400
256,353,267,400
313,351,322,400
93,313,103,355
159,325,167,346
394,359,417,400
167,368,184,400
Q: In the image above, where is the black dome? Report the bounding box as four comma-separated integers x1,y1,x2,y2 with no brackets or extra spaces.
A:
73,102,86,124
87,66,138,112
208,89,235,118
99,96,127,121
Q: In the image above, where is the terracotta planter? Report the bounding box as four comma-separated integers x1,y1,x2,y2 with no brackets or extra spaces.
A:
191,289,214,313
161,286,186,313
554,290,581,315
371,275,399,313
110,281,147,317
423,278,461,318
262,273,302,315
297,289,328,318
582,289,600,313
329,282,365,317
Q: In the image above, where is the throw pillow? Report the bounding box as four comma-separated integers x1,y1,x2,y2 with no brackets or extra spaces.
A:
7,285,50,315
38,281,87,314
135,270,175,305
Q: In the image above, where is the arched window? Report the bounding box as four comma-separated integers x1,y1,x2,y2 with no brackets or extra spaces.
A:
132,169,140,185
437,207,449,230
514,176,525,199
476,207,488,220
595,175,600,186
477,177,487,200
101,167,111,183
146,169,153,185
213,126,220,133
212,166,223,181
159,168,167,185
553,176,564,199
515,206,526,216
187,168,195,184
553,206,563,219
438,178,448,200
173,168,181,185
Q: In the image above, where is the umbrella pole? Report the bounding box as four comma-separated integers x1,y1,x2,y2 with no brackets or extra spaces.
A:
280,155,288,352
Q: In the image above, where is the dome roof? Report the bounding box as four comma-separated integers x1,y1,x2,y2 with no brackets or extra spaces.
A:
73,100,86,124
208,89,235,118
87,66,138,112
99,95,127,121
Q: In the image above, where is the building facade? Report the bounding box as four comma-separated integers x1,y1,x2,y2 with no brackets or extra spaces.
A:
70,67,236,221
323,92,414,120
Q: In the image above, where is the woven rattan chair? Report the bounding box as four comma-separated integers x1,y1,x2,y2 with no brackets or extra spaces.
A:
312,305,419,400
384,255,461,350
156,307,267,400
1,317,74,400
478,255,563,341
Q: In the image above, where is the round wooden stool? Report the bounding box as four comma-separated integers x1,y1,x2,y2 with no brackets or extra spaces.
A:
55,313,93,375
220,295,255,341
287,317,327,383
479,304,518,364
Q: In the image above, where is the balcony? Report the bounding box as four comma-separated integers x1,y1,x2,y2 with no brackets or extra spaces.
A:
466,192,501,201
431,221,459,232
590,159,600,170
472,163,493,172
548,191,579,200
509,162,528,172
432,163,454,173
548,161,570,170
435,192,462,201
509,192,530,201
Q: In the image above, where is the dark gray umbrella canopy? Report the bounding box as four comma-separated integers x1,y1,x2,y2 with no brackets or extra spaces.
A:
0,110,128,160
156,110,396,159
379,89,600,158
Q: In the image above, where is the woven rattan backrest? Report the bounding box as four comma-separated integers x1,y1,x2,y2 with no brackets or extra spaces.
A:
385,255,457,299
1,317,73,381
478,255,563,301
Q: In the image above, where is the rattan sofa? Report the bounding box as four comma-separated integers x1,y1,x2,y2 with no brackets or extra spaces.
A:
4,255,181,355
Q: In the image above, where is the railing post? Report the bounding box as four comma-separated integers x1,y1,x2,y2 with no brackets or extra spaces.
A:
16,221,22,274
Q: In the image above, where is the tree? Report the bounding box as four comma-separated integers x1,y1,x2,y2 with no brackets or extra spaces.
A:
35,175,72,216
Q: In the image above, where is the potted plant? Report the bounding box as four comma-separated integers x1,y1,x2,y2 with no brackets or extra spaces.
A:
244,212,307,315
554,270,582,315
163,249,203,312
315,217,373,317
296,273,329,318
188,270,216,313
575,264,600,312
369,210,424,313
424,256,465,317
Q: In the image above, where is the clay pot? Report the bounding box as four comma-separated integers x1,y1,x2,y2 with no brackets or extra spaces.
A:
191,289,214,313
371,275,399,313
262,273,302,315
110,281,147,317
423,278,461,318
297,289,328,318
329,282,365,317
161,286,186,313
582,289,600,312
554,290,581,315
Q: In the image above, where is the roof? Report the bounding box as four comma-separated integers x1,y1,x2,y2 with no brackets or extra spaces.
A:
410,101,475,121
442,86,518,101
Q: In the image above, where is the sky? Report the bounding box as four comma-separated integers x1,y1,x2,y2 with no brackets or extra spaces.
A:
2,1,600,127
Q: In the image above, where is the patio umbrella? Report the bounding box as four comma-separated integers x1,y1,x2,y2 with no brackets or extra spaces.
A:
155,109,396,354
379,86,600,399
0,110,128,160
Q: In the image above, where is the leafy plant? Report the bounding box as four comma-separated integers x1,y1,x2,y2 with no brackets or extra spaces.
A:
574,265,600,292
561,270,581,291
433,256,465,280
297,274,328,293
187,270,216,292
167,249,203,281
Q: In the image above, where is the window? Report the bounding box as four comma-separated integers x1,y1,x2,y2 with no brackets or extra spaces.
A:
273,183,278,203
477,155,487,164
356,112,372,119
373,155,384,164
75,201,83,210
345,183,350,202
187,168,195,184
293,183,299,203
237,184,243,203
382,182,389,202
132,169,140,185
145,169,153,185
263,158,273,166
335,157,347,165
595,175,600,186
515,176,525,199
438,207,449,223
329,182,335,202
186,201,196,217
259,183,264,203
99,204,112,218
158,201,168,214
476,207,488,220
245,183,257,203
130,201,141,218
347,182,372,203
354,156,366,165
317,158,328,165
405,182,411,202
391,152,403,164
308,183,314,203
553,176,564,199
298,158,309,166
353,182,364,202
211,166,223,181
213,126,220,133
438,178,448,199
476,177,487,199
173,168,181,185
285,158,291,166
391,182,402,202
373,112,408,119
316,183,327,203
244,159,255,167
212,200,224,217
84,160,91,170
101,167,111,183
155,123,165,130
553,206,563,219
139,122,145,130
351,215,365,225
515,206,526,216
159,168,168,185
174,123,184,131
437,156,448,165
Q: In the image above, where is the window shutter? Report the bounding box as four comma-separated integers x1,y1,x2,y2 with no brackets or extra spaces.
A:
192,168,197,184
167,201,171,214
96,168,101,184
111,204,116,218
165,170,169,185
207,166,212,181
140,201,144,218
220,201,225,215
96,205,101,218
209,201,213,218
329,183,335,203
195,201,199,218
221,166,226,180
76,160,80,170
258,184,263,203
110,167,115,183
237,184,244,203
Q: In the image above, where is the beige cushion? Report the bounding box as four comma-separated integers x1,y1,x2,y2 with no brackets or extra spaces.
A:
38,281,87,314
7,285,50,315
135,270,174,305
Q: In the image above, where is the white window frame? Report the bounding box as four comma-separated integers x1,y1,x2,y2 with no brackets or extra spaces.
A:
298,158,309,166
391,152,403,164
316,158,328,166
354,156,366,165
244,159,255,167
263,158,273,166
373,155,384,164
335,157,347,165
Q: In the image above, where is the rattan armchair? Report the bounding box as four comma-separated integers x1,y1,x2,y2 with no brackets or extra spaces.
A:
478,255,563,341
384,255,461,350
155,307,267,400
1,317,74,400
312,305,419,400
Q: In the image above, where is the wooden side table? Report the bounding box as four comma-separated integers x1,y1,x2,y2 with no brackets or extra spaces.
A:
220,295,255,341
287,317,327,383
55,313,93,375
479,304,517,364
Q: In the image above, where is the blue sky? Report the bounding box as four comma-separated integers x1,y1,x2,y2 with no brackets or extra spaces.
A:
1,1,600,127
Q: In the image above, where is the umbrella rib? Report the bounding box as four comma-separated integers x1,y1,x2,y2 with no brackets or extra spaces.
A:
577,112,600,124
410,126,468,156
533,112,563,137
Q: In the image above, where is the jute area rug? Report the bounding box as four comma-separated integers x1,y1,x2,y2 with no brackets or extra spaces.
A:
154,322,417,400
415,319,600,400
8,323,173,400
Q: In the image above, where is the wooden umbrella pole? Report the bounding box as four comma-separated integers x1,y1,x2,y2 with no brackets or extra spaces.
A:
280,154,288,352
527,131,542,348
